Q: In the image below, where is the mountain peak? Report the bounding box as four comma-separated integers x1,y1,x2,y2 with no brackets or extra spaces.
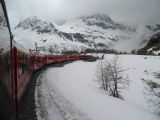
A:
146,24,160,32
81,14,113,23
78,14,128,30
14,15,137,53
15,16,57,34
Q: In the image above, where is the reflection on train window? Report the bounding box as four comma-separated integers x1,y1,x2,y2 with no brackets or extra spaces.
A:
7,64,12,76
7,55,12,77
18,63,27,76
0,56,3,65
18,53,27,76
35,57,42,66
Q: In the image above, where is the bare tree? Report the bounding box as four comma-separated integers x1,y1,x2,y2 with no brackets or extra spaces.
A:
96,60,108,91
96,55,129,99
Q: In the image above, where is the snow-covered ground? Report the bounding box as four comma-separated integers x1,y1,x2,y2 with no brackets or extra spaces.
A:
35,54,160,120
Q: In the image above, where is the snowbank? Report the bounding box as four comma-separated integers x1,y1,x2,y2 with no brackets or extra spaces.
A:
36,54,160,120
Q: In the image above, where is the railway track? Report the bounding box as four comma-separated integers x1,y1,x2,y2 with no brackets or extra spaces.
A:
35,62,90,120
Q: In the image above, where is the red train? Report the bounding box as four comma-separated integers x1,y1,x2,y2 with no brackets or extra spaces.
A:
0,1,92,119
0,44,92,112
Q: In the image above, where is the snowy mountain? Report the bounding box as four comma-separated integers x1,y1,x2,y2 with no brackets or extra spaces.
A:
146,24,160,32
137,24,160,55
14,14,140,53
0,15,10,49
15,16,58,35
79,14,133,31
58,14,137,51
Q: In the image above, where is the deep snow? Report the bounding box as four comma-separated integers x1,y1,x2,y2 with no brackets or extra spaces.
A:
35,54,160,120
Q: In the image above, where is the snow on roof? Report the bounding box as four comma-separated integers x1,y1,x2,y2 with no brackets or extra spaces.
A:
12,40,30,54
30,51,44,57
2,40,30,54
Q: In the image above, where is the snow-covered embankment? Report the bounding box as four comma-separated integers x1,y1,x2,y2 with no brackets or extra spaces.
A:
35,55,160,120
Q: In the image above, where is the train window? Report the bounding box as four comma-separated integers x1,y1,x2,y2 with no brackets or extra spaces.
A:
7,63,12,76
0,55,3,66
18,53,27,76
6,55,12,76
19,63,27,75
35,57,42,66
48,56,53,60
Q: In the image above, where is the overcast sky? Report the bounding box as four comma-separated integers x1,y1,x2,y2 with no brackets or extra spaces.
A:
5,0,160,28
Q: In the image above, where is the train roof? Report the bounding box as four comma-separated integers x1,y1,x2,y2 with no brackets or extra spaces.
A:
2,40,27,53
30,52,44,57
13,41,30,53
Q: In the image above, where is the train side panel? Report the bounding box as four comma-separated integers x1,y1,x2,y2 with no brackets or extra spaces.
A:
0,52,12,97
17,51,33,102
13,47,33,105
8,47,92,111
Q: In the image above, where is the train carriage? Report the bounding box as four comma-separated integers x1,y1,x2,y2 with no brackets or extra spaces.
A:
32,54,45,71
57,55,66,62
13,47,33,103
0,50,12,97
0,44,92,120
0,1,92,119
45,55,59,64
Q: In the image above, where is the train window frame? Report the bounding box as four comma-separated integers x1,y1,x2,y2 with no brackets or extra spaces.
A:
18,52,27,77
7,54,12,77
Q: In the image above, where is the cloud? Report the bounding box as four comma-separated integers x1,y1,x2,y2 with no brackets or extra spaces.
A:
5,0,160,28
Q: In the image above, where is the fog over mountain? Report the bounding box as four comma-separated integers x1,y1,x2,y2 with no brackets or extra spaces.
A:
5,0,160,29
12,14,159,53
2,0,160,54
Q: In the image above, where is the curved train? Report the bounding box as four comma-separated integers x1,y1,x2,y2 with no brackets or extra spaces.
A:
0,43,92,112
0,0,92,119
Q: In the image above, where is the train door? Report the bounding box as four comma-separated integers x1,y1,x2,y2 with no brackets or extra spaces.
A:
0,0,14,120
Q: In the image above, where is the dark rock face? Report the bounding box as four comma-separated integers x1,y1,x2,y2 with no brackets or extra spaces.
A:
137,24,160,55
147,32,160,47
81,14,130,31
137,31,160,55
59,32,73,41
73,33,84,39
81,14,113,23
146,24,160,31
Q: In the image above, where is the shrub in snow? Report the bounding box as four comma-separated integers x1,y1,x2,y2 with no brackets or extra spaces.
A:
144,80,160,115
96,55,129,99
96,60,108,91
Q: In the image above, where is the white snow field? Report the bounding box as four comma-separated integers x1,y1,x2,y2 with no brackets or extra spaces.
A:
35,54,160,120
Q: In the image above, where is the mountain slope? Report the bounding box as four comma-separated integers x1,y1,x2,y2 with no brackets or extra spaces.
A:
59,14,138,51
137,25,160,55
0,14,10,49
14,14,138,53
14,17,89,52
